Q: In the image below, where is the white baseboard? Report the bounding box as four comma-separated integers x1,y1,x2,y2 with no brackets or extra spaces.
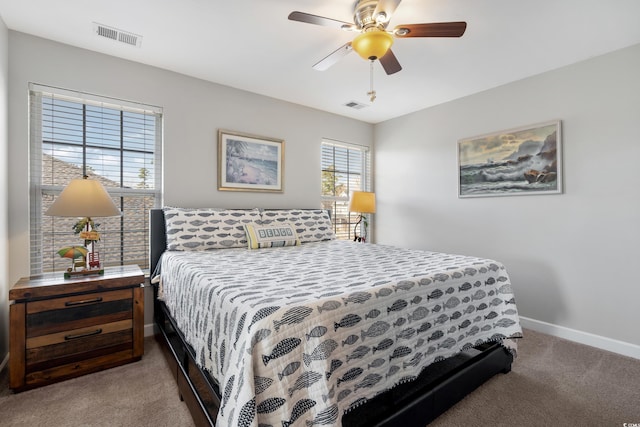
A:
142,317,640,360
143,318,640,359
519,316,640,360
144,323,156,337
6,319,631,375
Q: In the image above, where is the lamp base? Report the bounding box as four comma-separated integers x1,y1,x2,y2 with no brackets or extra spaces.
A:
353,215,367,243
64,268,105,279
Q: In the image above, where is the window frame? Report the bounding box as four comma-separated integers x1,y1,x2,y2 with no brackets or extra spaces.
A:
321,139,372,241
29,83,163,275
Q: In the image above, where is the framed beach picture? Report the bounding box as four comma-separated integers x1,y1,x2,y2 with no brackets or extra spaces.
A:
458,120,562,198
218,130,284,192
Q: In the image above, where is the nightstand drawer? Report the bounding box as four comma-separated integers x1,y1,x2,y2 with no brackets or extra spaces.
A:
26,288,133,313
26,289,133,337
25,320,133,373
27,319,133,349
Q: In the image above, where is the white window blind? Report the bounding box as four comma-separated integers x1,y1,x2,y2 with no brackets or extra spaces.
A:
321,139,372,240
29,84,163,274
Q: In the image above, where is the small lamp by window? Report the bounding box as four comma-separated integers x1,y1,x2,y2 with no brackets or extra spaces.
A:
349,191,376,243
45,176,121,277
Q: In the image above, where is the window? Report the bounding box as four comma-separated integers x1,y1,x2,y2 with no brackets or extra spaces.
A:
29,84,162,274
321,140,372,240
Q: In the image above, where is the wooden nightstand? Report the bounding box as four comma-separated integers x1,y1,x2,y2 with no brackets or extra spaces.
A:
9,265,145,392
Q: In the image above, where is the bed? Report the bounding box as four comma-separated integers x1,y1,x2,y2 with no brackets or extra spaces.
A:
150,207,522,427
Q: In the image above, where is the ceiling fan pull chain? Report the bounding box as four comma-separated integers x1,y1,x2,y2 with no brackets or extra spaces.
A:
368,60,377,102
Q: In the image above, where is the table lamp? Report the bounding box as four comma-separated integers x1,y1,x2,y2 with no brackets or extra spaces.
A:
45,176,121,277
349,191,376,243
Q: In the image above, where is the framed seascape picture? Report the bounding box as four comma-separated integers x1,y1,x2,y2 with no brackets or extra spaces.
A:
458,120,562,198
218,130,284,192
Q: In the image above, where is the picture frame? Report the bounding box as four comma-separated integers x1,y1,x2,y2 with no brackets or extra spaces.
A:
218,129,284,192
458,120,562,198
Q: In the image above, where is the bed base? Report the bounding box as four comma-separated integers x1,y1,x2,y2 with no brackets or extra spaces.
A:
155,301,219,426
343,341,511,426
149,208,514,426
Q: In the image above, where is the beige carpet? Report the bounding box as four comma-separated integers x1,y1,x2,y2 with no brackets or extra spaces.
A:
431,329,640,427
0,337,195,427
0,330,638,426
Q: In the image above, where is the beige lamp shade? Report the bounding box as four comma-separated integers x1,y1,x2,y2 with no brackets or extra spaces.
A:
45,177,121,218
349,191,376,214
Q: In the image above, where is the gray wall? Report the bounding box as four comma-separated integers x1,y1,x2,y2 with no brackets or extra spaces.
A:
6,32,372,333
374,43,640,350
4,30,638,362
0,17,8,363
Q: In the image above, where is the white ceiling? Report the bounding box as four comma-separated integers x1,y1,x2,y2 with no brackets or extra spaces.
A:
1,0,640,123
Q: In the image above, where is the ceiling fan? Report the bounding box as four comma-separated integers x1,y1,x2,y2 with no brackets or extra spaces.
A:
288,0,467,76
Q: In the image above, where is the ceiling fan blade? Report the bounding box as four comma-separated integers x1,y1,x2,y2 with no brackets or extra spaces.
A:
379,49,402,75
393,22,467,38
373,0,402,23
312,43,353,71
288,11,354,30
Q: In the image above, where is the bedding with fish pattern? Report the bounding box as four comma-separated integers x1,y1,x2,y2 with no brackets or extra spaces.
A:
158,239,522,427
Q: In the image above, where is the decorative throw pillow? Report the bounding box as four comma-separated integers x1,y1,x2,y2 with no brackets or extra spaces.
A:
244,223,300,249
164,207,260,250
258,209,335,243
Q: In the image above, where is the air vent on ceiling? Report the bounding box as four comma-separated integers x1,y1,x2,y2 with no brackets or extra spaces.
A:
344,101,368,110
93,22,142,48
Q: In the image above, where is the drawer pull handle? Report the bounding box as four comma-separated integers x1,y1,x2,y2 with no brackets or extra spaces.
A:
64,329,103,340
65,297,103,306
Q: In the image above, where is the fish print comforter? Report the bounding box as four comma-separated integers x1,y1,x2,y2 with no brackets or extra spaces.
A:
159,240,522,427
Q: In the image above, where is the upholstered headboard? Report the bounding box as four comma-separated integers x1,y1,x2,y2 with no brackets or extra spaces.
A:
149,208,167,276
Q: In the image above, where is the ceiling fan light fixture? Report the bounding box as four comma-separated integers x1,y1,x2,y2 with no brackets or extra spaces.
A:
352,30,394,60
